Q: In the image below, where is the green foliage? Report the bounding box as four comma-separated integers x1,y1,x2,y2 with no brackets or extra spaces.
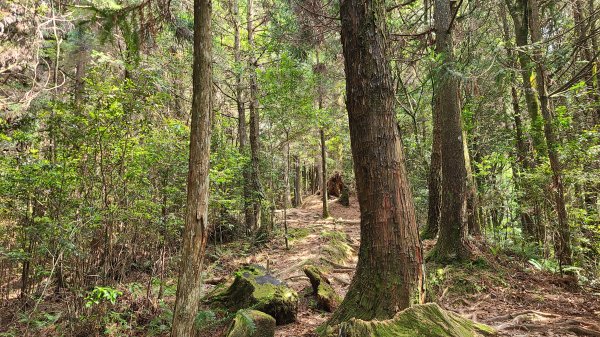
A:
85,286,123,307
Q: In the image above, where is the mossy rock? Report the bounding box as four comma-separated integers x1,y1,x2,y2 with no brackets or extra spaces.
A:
303,265,341,312
323,303,496,337
207,265,298,325
226,310,276,337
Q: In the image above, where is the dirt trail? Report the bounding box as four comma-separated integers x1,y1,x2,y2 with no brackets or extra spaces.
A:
225,195,600,337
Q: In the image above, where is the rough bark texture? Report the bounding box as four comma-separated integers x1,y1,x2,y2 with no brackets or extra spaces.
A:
529,0,572,267
246,0,262,232
422,102,441,240
320,128,330,218
430,0,471,263
324,303,496,337
329,0,424,325
226,310,276,337
171,0,213,334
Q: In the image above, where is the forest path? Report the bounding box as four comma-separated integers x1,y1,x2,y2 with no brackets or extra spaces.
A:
228,194,600,337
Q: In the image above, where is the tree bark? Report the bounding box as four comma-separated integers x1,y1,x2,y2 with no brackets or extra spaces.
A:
529,0,572,267
171,0,213,334
245,0,262,232
422,92,441,240
329,0,424,324
431,0,471,262
320,128,329,218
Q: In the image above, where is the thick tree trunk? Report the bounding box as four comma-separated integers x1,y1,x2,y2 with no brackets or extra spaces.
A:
245,0,262,232
171,0,213,334
329,0,424,324
422,92,442,240
431,0,471,262
529,0,572,267
505,0,546,158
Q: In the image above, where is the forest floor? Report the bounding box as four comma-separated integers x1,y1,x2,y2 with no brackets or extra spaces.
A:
2,195,600,336
205,195,600,337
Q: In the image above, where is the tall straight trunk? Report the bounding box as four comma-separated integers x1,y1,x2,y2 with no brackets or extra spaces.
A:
171,0,212,334
505,0,546,158
329,0,423,324
529,0,572,267
422,90,442,240
293,155,302,207
232,0,246,149
320,128,329,218
431,0,471,262
232,0,252,235
501,5,537,238
245,0,261,232
463,130,480,236
316,51,330,218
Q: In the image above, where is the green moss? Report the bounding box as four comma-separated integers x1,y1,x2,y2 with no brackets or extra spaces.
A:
322,303,496,337
206,266,298,325
226,310,276,337
288,228,311,242
321,231,354,263
303,265,341,312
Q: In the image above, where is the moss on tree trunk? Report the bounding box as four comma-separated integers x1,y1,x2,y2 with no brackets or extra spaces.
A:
322,303,495,337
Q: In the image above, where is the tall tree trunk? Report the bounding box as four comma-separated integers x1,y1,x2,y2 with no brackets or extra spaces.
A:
245,0,262,232
501,5,537,239
529,0,572,267
422,90,442,240
171,0,213,334
329,0,424,324
505,0,546,158
315,51,330,218
293,155,302,207
320,128,329,218
430,0,471,262
463,130,480,236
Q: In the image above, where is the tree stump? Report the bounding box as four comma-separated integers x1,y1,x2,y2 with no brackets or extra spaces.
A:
327,172,345,198
226,310,276,337
206,265,298,324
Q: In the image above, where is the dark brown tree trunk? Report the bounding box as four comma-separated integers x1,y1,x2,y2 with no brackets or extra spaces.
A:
293,155,302,207
329,0,424,324
505,0,546,158
171,0,213,334
422,91,442,240
529,0,572,267
245,0,262,232
431,0,471,262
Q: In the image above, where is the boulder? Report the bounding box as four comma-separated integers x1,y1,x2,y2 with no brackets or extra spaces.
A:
226,310,276,337
207,265,298,325
323,303,496,337
303,265,341,312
